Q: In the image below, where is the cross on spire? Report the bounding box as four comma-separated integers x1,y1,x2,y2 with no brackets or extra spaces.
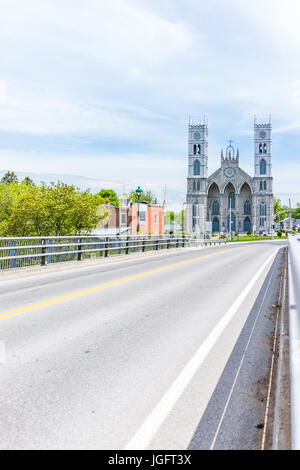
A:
228,139,234,146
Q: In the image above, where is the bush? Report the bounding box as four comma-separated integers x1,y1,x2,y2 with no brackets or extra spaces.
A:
277,231,282,237
247,231,251,236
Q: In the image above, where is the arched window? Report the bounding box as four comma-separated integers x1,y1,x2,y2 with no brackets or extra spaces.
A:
260,181,263,191
193,181,196,192
193,145,197,155
193,159,200,176
264,181,267,190
260,201,267,227
197,181,200,191
228,191,235,209
212,200,220,215
198,144,201,155
263,143,267,154
260,159,267,175
259,143,263,154
244,200,251,215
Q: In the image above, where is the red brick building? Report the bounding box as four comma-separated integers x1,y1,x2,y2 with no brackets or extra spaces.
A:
98,199,164,235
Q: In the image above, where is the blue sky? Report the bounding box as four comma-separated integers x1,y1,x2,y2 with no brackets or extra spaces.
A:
0,0,299,210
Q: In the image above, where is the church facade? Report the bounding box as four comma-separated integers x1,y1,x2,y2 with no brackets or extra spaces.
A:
186,117,274,235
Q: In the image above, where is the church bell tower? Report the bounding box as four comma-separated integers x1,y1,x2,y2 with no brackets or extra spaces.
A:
253,115,274,233
186,118,208,234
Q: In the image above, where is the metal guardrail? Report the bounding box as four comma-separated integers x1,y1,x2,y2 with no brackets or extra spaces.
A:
288,234,300,449
0,235,228,271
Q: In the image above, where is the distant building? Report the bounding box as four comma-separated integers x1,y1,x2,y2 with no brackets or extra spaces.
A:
95,198,164,235
186,117,274,235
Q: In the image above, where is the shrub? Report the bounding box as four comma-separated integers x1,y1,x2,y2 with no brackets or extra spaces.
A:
277,231,282,237
247,231,251,236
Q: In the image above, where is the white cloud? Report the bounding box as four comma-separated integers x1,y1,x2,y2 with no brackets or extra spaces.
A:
0,0,299,206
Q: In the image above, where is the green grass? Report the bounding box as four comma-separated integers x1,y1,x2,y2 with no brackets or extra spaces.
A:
229,235,287,242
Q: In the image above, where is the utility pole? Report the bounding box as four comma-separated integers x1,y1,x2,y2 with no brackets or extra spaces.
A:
135,186,143,234
229,197,232,240
236,212,241,240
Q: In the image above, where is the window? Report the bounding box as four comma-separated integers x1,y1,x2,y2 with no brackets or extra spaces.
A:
212,200,220,215
263,143,267,154
260,181,263,191
193,145,197,155
259,143,263,154
228,191,235,209
193,181,196,192
264,181,267,190
197,181,200,191
198,144,201,155
260,201,267,227
193,159,200,176
121,214,126,224
260,159,267,175
155,214,158,225
244,200,251,215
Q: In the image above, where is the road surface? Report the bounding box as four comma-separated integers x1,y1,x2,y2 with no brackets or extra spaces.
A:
0,241,287,449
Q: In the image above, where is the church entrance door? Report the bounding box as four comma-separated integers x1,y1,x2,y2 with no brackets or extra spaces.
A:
244,217,251,232
212,217,220,233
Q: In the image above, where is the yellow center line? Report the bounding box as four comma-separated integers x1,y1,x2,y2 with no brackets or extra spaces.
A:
0,246,243,321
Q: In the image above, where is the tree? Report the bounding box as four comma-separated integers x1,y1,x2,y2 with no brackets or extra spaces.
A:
273,197,289,223
5,185,50,236
1,171,18,184
69,191,108,234
0,181,109,237
292,203,300,220
0,182,29,223
129,189,158,204
22,176,35,186
164,210,184,225
97,189,119,207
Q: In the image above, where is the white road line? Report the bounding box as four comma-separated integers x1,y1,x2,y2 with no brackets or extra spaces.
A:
124,247,280,450
210,256,277,449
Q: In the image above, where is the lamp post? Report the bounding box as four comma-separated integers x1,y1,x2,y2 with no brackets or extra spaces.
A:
229,196,232,240
236,211,241,240
135,186,143,234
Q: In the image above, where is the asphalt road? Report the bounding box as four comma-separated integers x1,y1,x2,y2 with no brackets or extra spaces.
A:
0,241,287,450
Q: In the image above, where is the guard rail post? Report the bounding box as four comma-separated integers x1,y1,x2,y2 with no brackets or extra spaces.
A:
105,237,109,257
41,239,47,266
9,240,16,270
77,238,82,261
125,236,129,255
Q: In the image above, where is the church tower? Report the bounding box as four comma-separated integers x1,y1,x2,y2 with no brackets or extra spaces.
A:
253,116,274,233
186,119,208,234
188,119,208,179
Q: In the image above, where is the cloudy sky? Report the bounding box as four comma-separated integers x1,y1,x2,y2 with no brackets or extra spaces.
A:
0,0,299,209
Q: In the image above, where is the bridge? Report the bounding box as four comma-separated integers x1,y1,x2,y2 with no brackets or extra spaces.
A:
0,235,296,450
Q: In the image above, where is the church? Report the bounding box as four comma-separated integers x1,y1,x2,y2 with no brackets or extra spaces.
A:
186,117,274,235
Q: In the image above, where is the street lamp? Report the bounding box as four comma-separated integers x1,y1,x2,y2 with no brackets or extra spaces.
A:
236,211,241,240
135,186,143,233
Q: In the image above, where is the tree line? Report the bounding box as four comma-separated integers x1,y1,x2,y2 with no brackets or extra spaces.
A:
0,173,108,237
0,172,159,237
